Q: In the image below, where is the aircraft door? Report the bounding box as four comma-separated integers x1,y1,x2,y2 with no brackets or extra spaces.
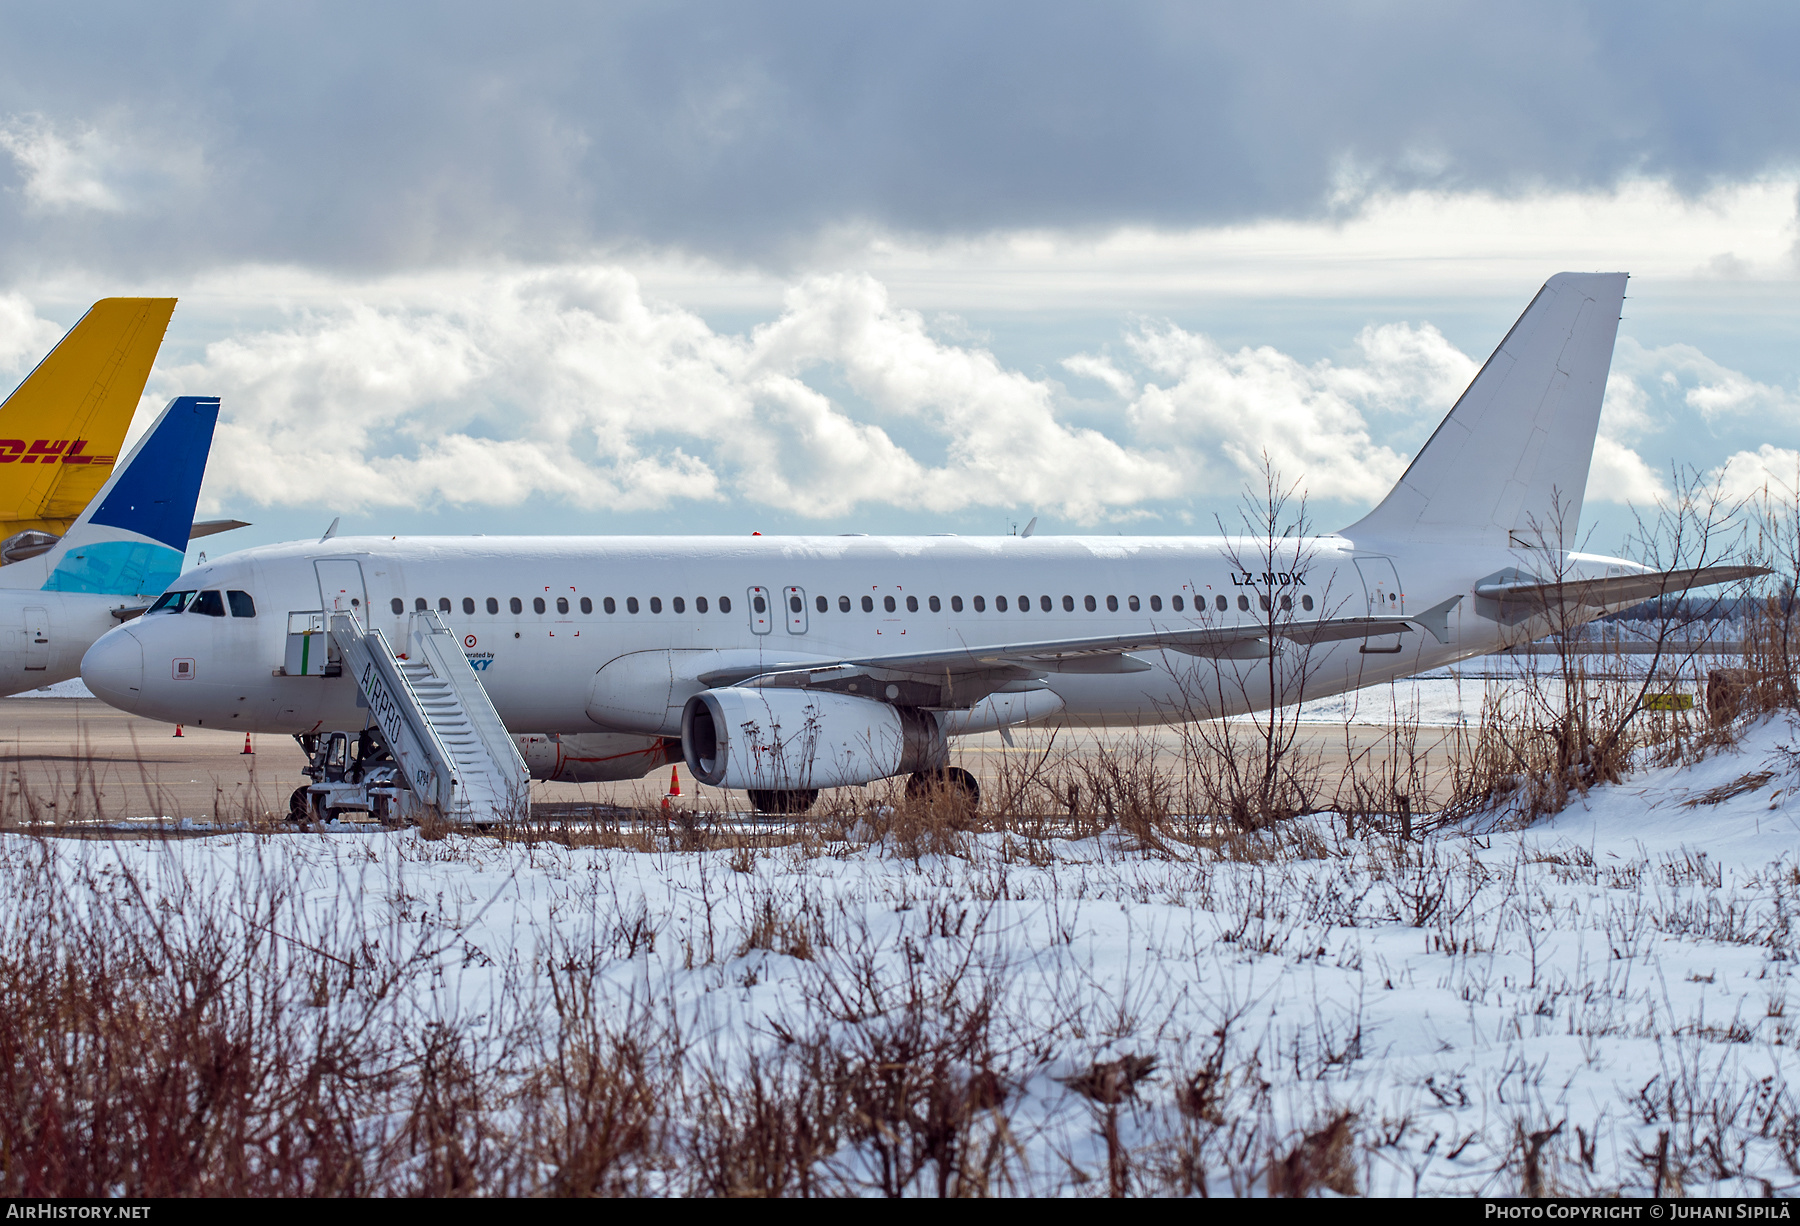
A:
1353,557,1405,654
747,586,772,635
784,586,808,634
315,560,368,617
23,606,47,671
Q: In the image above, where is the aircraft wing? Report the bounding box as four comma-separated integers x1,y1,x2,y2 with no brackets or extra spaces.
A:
1474,564,1769,615
696,614,1419,707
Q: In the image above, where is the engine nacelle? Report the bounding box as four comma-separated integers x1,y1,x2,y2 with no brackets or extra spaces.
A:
681,687,945,791
514,732,679,783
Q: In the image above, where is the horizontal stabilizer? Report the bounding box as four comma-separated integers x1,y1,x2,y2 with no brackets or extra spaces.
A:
190,518,251,539
1474,563,1770,618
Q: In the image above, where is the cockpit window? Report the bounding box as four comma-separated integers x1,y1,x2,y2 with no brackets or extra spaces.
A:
189,590,226,617
227,590,256,618
149,590,194,614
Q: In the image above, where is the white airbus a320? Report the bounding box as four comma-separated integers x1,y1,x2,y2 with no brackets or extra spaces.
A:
80,274,1760,818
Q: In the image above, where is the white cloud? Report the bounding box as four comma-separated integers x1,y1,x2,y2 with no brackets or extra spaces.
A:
156,269,1186,520
1586,368,1672,505
125,266,1736,524
1711,444,1800,506
0,116,127,213
1104,320,1476,505
0,113,208,217
0,293,63,376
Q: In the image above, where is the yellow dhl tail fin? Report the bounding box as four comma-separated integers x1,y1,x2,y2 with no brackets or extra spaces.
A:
0,297,177,537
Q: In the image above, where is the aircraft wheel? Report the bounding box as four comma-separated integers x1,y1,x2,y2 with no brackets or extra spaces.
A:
747,788,818,815
287,786,312,823
906,767,980,810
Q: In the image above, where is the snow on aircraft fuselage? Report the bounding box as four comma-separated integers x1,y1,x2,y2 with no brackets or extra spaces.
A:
78,273,1764,801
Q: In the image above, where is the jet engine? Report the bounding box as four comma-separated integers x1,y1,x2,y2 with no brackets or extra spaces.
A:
681,687,945,791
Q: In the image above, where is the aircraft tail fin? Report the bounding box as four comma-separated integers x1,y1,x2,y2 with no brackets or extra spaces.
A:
0,396,220,596
0,298,178,532
1340,272,1628,548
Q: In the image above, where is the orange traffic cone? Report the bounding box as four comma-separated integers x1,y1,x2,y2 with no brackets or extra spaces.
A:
668,766,681,798
172,725,183,738
241,733,254,755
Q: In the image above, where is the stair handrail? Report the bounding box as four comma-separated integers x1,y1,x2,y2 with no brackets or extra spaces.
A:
329,610,463,814
408,609,531,816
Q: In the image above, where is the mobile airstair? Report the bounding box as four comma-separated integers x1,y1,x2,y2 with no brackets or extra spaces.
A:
319,608,529,825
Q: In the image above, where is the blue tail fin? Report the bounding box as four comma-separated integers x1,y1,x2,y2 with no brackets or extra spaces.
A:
0,396,221,596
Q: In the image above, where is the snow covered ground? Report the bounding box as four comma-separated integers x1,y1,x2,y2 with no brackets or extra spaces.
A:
10,718,1799,1196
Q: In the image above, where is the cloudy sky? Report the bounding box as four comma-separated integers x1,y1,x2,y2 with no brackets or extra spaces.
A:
0,1,1796,558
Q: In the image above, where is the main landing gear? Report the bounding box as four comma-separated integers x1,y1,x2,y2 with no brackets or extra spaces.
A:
905,766,980,809
747,788,819,815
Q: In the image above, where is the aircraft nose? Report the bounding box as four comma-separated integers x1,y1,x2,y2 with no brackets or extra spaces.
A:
82,628,145,710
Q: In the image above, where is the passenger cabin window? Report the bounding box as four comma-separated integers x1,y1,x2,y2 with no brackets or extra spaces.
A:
439,598,451,612
1215,595,1227,612
883,596,895,613
556,597,569,614
972,595,985,612
1105,595,1117,612
815,595,827,613
581,597,594,614
950,596,962,612
861,595,873,612
1237,595,1249,611
1301,594,1314,612
510,597,523,614
906,595,918,612
626,597,639,614
1128,596,1140,612
719,596,732,613
696,596,708,613
1149,595,1162,612
486,597,500,614
462,597,476,615
752,595,765,614
996,595,1008,612
228,591,256,618
1022,595,1033,612
1259,595,1271,612
535,597,547,614
1172,595,1184,612
790,595,802,613
189,590,226,617
1083,595,1095,612
674,597,686,614
391,598,404,615
602,597,615,614
650,597,662,613
415,597,428,612
928,596,940,612
149,590,194,614
839,596,851,612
